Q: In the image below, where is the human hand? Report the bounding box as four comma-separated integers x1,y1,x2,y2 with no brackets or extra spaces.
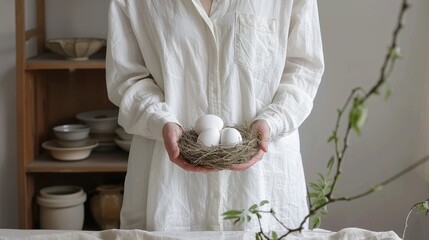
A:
229,119,270,171
162,122,217,173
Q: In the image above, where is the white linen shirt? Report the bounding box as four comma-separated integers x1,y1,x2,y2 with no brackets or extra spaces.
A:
106,0,324,231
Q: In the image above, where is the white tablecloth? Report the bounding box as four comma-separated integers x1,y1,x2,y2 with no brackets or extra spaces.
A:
0,228,401,240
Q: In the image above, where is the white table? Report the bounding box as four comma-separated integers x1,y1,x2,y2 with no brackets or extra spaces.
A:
0,228,401,240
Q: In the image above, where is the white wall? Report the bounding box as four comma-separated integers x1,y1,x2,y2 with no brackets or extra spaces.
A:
0,0,18,229
302,0,429,239
1,0,428,238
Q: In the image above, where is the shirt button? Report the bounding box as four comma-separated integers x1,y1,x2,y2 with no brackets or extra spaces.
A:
213,192,220,198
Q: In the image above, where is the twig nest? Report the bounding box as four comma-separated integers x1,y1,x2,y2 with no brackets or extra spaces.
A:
178,123,260,170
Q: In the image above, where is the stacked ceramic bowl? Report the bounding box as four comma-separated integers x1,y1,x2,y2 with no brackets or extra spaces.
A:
42,124,99,161
37,186,87,230
114,127,133,152
76,110,119,151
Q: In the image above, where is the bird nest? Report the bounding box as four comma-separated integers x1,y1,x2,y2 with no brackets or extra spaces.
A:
178,124,260,169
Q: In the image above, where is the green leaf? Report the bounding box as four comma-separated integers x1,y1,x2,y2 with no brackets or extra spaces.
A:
317,173,326,183
249,204,258,211
223,215,240,220
327,134,337,143
417,201,429,214
309,192,320,198
256,232,263,240
320,206,328,215
271,231,279,240
423,201,429,210
371,185,383,192
385,85,392,100
389,46,402,59
349,101,368,135
310,182,323,191
222,210,243,216
312,216,321,229
259,200,269,206
327,156,335,174
239,215,246,223
314,198,326,208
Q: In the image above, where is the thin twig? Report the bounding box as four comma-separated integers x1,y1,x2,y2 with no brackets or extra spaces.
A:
334,155,429,202
402,199,429,239
276,0,412,238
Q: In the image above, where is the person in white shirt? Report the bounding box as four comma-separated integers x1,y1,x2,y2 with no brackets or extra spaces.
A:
106,0,324,231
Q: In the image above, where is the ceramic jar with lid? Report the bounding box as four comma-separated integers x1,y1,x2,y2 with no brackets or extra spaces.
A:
37,185,86,230
90,185,123,229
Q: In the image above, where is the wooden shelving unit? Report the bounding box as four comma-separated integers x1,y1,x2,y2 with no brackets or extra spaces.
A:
28,151,128,173
26,53,106,70
15,0,126,229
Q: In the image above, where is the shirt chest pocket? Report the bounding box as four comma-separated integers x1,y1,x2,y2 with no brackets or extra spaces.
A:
234,13,277,71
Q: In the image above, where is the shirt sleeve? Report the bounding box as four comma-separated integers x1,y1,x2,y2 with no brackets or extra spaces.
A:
254,0,325,139
106,0,181,141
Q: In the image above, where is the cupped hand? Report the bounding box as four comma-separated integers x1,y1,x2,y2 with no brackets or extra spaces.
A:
229,119,270,171
162,122,217,173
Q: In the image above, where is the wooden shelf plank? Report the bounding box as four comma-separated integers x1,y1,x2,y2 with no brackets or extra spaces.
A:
27,150,128,173
25,53,105,70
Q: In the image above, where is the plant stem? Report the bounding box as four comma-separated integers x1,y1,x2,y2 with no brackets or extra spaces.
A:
259,210,291,231
277,0,412,239
402,199,429,239
334,155,429,202
363,0,410,101
276,154,429,239
402,203,418,240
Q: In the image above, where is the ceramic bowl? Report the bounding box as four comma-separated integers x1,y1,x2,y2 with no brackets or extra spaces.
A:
46,38,105,61
42,140,99,161
115,127,133,141
56,138,92,148
53,124,90,141
114,138,131,152
76,110,119,133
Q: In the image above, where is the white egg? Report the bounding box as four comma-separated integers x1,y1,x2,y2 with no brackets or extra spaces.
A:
194,114,224,134
220,128,243,146
197,128,221,147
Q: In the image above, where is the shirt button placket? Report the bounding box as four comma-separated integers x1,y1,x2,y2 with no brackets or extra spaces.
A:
205,17,223,229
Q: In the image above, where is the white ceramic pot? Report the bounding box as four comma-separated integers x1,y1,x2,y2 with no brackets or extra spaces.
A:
37,186,87,230
39,186,84,200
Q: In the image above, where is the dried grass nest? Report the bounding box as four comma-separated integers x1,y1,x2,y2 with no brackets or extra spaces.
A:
178,124,260,169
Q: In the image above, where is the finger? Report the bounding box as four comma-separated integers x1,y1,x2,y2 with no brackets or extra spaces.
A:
259,138,269,153
252,121,269,153
257,127,269,152
164,139,180,160
171,157,218,173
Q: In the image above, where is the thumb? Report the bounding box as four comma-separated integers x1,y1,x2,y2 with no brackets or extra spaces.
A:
252,120,270,153
259,130,269,153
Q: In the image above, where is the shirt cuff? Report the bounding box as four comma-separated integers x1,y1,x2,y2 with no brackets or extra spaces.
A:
144,110,182,142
